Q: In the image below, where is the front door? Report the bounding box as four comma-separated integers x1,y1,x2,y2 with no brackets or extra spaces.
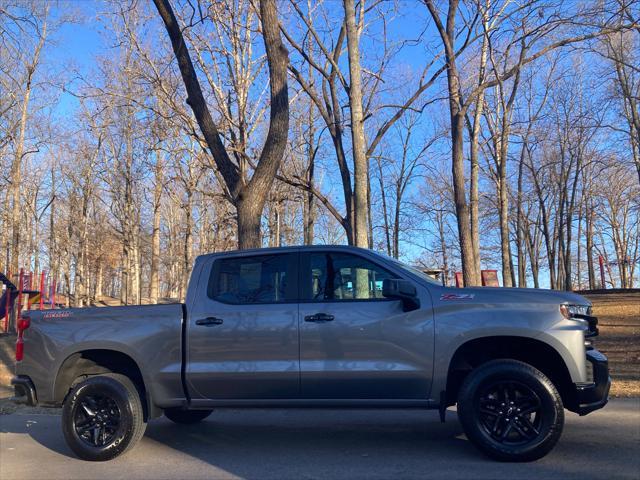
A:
298,250,434,399
186,252,300,400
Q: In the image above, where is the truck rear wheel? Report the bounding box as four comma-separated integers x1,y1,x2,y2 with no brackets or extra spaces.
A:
457,359,564,462
164,408,213,424
62,373,147,461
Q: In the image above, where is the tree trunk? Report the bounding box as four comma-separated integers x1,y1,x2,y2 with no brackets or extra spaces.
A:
494,89,518,288
452,113,477,286
236,194,264,250
576,196,584,290
498,158,515,287
586,203,596,289
376,157,392,256
344,0,369,249
525,226,540,289
78,190,90,307
10,72,34,275
274,204,281,247
149,156,163,303
437,211,449,286
367,174,374,249
531,166,556,289
95,262,103,300
49,168,57,284
1,186,10,271
516,153,527,287
120,244,129,306
303,91,316,245
327,119,355,244
182,190,193,299
468,18,488,283
132,230,141,304
303,186,316,245
393,181,402,259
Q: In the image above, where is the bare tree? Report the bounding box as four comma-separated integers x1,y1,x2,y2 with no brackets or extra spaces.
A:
595,158,640,287
603,29,640,184
375,113,439,258
153,0,289,249
423,0,479,285
280,0,452,246
424,0,638,286
6,3,49,275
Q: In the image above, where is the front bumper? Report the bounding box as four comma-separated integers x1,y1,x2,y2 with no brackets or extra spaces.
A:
11,376,37,406
573,349,611,416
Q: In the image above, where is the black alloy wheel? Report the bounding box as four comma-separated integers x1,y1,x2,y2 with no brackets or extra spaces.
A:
476,380,543,446
73,393,122,447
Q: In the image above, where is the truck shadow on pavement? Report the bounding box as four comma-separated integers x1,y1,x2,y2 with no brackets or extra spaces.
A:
144,408,487,477
3,409,482,466
151,409,477,453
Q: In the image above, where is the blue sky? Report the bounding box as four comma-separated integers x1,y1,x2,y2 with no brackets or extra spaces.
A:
49,1,436,116
48,2,104,116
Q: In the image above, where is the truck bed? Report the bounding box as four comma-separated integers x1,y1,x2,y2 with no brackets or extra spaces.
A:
18,303,185,408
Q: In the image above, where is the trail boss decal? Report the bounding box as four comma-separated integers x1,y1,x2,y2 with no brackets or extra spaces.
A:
42,311,72,319
440,293,475,301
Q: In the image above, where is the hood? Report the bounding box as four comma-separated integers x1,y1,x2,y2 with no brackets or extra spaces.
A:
436,286,591,306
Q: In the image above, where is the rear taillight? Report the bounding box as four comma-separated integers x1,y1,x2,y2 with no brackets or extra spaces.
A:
16,315,30,362
18,317,30,331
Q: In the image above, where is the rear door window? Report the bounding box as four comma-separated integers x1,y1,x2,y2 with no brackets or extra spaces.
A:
208,254,296,304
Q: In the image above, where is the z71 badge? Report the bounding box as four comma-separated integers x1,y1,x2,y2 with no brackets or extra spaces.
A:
440,293,475,300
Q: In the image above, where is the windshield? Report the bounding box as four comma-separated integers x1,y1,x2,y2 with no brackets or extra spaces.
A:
383,256,442,286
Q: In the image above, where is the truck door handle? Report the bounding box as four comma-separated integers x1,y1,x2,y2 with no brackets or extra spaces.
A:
195,317,224,326
304,313,334,323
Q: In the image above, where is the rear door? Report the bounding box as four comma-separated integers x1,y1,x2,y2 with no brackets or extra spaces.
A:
186,252,300,400
298,250,434,399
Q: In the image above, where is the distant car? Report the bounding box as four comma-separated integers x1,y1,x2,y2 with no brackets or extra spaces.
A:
12,246,610,461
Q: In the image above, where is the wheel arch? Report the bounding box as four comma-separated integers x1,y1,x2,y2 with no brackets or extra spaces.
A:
444,336,577,410
54,349,157,419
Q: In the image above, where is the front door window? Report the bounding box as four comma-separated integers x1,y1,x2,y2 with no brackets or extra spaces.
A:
306,252,397,301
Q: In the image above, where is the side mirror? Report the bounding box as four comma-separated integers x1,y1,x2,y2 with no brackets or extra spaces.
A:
382,278,420,312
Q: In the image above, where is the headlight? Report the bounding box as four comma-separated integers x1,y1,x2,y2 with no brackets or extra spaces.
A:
559,304,591,319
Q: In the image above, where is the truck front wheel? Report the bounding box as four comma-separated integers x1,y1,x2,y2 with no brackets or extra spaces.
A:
62,373,147,461
164,408,213,424
457,359,564,462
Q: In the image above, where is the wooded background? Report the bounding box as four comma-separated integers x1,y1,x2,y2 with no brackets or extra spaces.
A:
1,0,639,305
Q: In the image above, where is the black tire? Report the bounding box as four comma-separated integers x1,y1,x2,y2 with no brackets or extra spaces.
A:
164,408,213,424
62,373,147,461
457,359,564,462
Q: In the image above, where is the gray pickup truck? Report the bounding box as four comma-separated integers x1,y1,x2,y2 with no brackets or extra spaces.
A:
12,245,610,462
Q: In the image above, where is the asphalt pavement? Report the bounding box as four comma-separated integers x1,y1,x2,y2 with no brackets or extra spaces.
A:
1,398,639,480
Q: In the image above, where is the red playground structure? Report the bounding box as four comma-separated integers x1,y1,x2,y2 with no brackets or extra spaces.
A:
1,269,58,334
